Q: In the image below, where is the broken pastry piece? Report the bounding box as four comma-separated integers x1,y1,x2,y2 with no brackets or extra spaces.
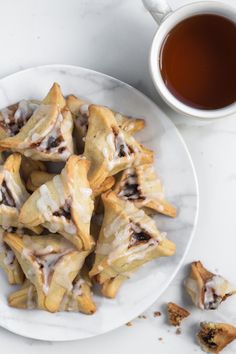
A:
19,155,94,251
8,267,96,314
0,83,74,161
0,99,40,139
0,227,24,284
0,153,40,233
67,95,145,152
197,322,236,354
113,164,176,218
4,232,90,312
185,261,236,310
84,105,153,189
89,191,176,298
167,302,190,327
26,171,56,192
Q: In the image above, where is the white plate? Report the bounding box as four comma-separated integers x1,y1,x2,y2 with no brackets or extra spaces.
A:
0,65,198,341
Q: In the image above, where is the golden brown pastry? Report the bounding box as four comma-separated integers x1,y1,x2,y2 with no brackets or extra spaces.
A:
167,302,190,327
197,322,236,353
93,176,115,198
0,99,40,139
0,83,74,161
90,191,176,298
19,155,94,250
4,232,90,312
67,95,145,152
8,267,96,314
0,153,40,233
113,164,176,217
26,171,56,192
0,227,24,284
20,156,46,183
84,105,153,189
185,261,236,310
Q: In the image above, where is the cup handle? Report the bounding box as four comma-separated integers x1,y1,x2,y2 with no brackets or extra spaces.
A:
142,0,172,25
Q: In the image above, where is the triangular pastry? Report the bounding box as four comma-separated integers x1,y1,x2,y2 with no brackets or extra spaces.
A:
4,232,90,312
0,99,40,139
67,95,145,152
197,322,236,354
185,261,236,310
0,153,41,233
19,155,94,250
84,105,153,189
0,227,24,284
26,171,56,192
0,83,74,161
113,164,176,217
8,267,96,314
89,191,176,298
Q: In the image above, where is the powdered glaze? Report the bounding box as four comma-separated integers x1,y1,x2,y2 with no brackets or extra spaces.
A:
4,170,29,208
26,285,36,309
204,275,235,309
72,278,85,297
0,100,39,136
0,229,15,268
37,184,58,220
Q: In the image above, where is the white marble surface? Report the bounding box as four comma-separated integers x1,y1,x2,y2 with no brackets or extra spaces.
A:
0,0,235,352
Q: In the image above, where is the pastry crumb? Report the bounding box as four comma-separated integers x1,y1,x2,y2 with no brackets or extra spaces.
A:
138,315,147,319
176,327,181,335
153,311,161,317
167,302,190,327
126,321,133,327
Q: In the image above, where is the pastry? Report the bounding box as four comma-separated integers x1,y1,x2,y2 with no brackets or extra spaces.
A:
84,105,153,189
167,302,190,327
19,155,94,250
67,95,145,152
113,164,176,217
4,232,90,312
89,191,176,298
0,227,24,284
0,153,41,233
20,156,46,182
0,83,74,161
197,322,236,353
8,267,96,314
185,261,236,310
93,176,115,198
0,99,40,139
26,171,56,192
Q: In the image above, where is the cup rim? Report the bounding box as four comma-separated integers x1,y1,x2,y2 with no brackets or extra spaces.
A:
149,1,236,119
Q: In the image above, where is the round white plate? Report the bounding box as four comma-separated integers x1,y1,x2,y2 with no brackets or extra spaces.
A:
0,65,198,341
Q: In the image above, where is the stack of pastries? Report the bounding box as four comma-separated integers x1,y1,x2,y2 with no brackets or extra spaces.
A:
0,83,176,314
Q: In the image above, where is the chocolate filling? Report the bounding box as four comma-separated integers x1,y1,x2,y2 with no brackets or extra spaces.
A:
0,181,16,207
46,135,63,151
205,292,222,310
0,103,34,136
112,127,133,158
119,172,145,201
53,201,71,219
200,329,217,349
128,223,151,248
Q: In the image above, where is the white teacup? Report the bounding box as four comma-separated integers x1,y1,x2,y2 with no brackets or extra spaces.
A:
143,0,236,119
